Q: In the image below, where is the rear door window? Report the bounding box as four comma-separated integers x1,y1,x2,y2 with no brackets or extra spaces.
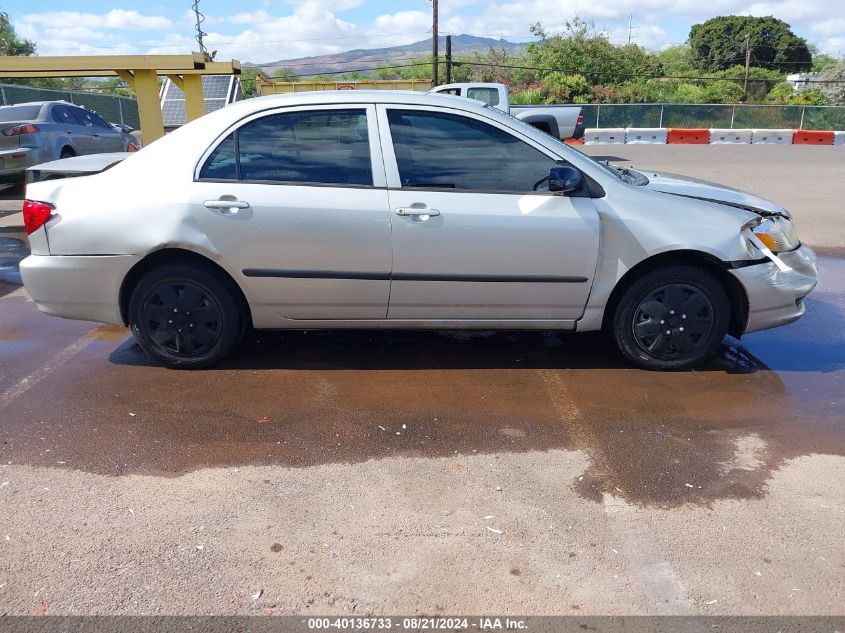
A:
69,107,96,127
199,133,237,180
199,108,373,186
88,111,114,129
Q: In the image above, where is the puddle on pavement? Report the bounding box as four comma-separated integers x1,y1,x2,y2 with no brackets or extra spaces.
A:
0,236,27,294
0,255,842,509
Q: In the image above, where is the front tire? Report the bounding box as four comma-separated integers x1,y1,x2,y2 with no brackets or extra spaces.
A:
612,265,730,370
128,264,242,368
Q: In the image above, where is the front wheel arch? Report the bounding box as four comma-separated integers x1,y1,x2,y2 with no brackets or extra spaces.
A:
601,250,748,339
119,248,252,329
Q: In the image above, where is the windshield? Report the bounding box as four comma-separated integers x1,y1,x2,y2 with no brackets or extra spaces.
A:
0,104,42,122
488,104,649,186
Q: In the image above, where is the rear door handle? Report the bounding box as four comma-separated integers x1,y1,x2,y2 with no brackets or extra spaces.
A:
204,199,250,215
395,204,440,217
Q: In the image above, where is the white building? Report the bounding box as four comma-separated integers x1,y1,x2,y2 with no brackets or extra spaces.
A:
786,73,819,92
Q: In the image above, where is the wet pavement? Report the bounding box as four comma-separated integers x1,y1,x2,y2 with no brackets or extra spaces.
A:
0,149,843,615
0,250,842,508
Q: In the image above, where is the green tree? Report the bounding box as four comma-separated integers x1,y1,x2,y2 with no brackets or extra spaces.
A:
656,45,696,75
766,81,795,104
541,72,589,102
458,47,532,84
790,89,827,105
0,11,35,56
711,64,784,101
689,16,812,73
818,61,845,105
238,68,263,98
526,19,662,86
810,50,838,73
273,67,297,81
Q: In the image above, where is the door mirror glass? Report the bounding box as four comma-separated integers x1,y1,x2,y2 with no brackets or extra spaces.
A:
548,166,582,193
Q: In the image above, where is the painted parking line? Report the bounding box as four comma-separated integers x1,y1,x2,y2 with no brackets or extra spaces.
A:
0,328,100,413
603,494,697,614
538,367,696,614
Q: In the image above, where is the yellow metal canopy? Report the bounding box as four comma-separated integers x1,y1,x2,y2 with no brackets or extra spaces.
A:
0,54,241,143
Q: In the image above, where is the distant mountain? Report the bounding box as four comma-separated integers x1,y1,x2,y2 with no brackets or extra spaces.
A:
247,35,526,78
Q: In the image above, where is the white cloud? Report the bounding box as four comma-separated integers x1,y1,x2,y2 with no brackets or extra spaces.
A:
21,9,172,31
281,0,366,10
10,0,845,62
371,11,431,37
227,11,275,25
15,8,172,55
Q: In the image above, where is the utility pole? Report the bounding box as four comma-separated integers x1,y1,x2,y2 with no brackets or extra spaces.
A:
627,14,633,44
445,34,452,84
431,0,439,86
192,0,208,57
743,32,751,101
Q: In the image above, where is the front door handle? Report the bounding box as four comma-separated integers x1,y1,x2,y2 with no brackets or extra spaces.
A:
204,198,250,215
395,204,440,218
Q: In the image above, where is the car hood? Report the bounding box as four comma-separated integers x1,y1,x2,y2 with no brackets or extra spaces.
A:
641,170,789,218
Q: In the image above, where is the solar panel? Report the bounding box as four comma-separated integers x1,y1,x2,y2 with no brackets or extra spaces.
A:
159,75,242,128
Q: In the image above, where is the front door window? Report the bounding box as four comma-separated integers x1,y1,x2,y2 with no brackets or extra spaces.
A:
387,109,558,193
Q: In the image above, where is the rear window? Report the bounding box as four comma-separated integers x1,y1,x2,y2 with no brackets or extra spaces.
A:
466,87,500,107
0,105,42,122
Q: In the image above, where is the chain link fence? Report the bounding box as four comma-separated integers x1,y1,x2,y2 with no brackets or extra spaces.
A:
580,103,845,131
0,83,140,129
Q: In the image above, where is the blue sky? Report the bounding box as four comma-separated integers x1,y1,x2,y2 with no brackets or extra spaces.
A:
7,0,845,64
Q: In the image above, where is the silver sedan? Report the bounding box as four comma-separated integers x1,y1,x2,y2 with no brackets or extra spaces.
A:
0,100,138,186
19,91,818,369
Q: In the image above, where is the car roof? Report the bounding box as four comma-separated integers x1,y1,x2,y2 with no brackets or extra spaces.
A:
222,89,490,115
0,100,72,108
115,88,567,175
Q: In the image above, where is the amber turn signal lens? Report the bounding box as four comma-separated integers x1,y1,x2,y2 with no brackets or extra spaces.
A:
754,232,778,251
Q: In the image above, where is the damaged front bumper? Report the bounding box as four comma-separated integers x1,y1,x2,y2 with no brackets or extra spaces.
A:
731,243,818,334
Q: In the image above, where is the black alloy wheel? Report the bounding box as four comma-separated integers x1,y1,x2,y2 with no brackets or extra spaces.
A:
141,280,223,357
612,265,731,370
129,263,242,368
631,283,714,360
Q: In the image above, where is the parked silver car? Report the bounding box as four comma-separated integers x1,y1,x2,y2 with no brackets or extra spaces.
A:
20,91,817,370
0,101,138,186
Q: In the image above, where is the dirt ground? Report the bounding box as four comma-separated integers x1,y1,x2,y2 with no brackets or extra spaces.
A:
0,146,843,617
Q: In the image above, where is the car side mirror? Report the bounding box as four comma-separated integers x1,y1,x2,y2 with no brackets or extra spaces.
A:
548,166,582,193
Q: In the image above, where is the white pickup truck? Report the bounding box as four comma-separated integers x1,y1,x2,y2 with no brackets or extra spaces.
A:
430,82,585,141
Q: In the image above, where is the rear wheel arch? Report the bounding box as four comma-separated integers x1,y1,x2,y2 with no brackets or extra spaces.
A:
119,248,252,328
601,250,748,339
519,114,561,139
59,145,77,159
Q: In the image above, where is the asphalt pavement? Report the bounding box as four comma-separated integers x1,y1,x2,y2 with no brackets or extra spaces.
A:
0,146,842,616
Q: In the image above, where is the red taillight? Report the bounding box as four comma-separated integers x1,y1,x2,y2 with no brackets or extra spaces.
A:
22,200,53,235
577,111,584,126
4,123,39,136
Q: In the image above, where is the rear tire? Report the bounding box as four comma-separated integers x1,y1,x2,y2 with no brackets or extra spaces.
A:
612,265,730,370
128,264,242,368
60,148,76,159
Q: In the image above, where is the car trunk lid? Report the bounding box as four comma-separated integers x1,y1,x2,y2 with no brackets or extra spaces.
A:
0,120,27,150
